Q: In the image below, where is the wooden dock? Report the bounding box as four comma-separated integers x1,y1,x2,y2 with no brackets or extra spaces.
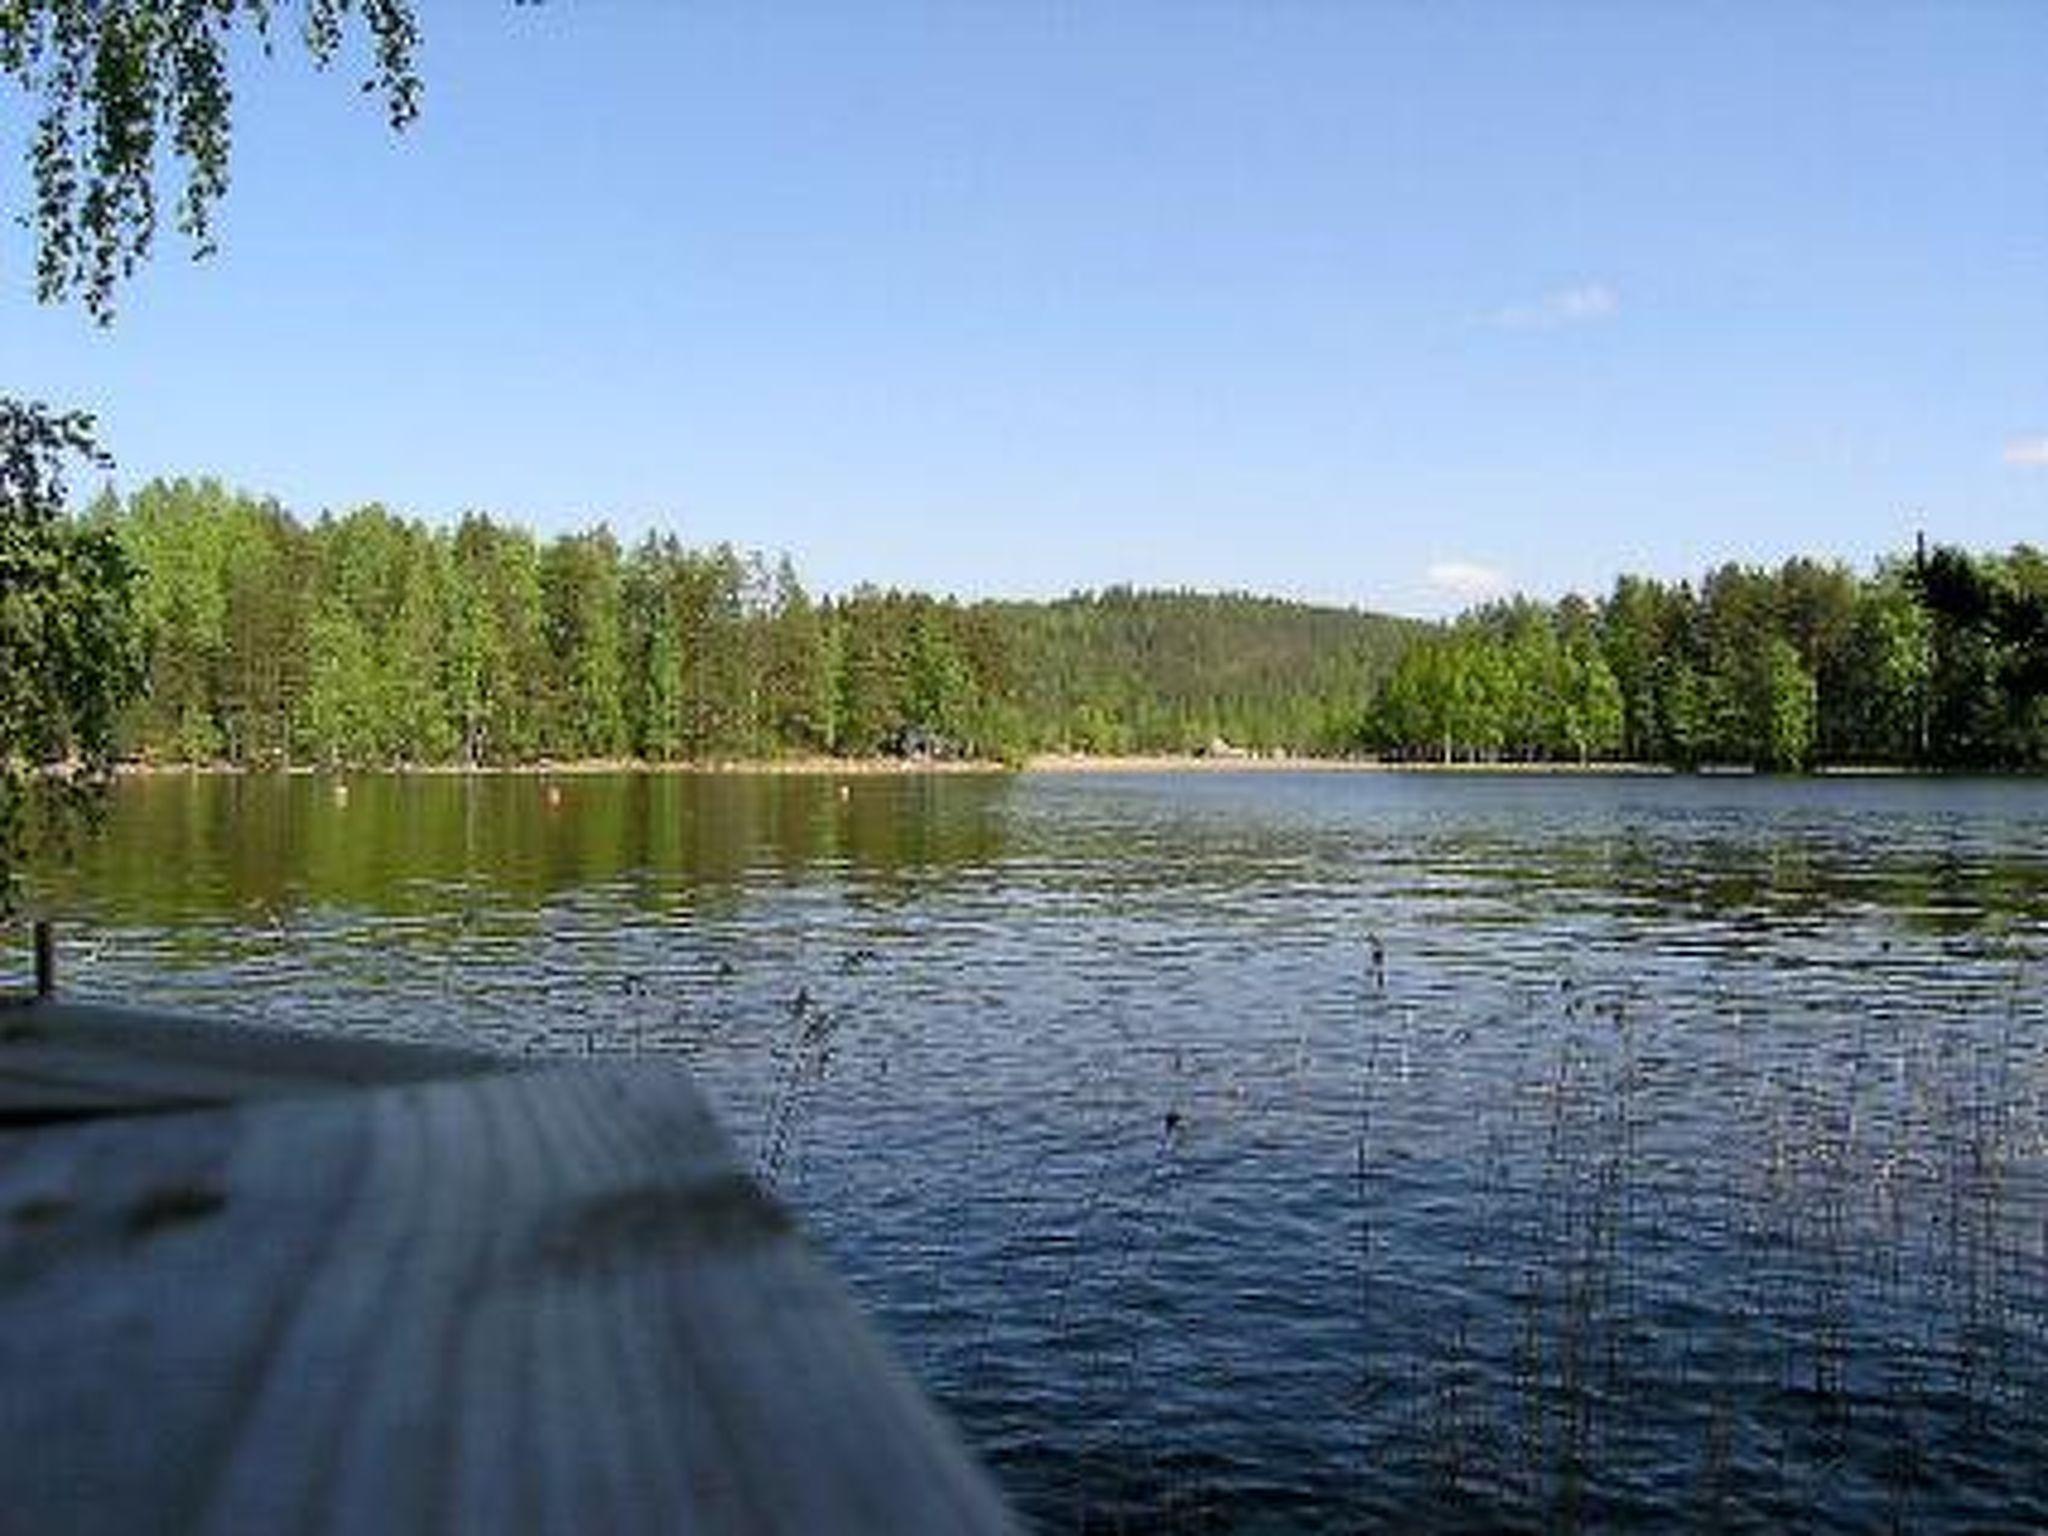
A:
0,975,1020,1532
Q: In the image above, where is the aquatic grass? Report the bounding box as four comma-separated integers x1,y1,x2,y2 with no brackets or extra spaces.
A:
756,983,842,1188
1319,923,2048,1531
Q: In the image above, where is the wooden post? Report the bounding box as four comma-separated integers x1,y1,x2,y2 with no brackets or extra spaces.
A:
33,919,53,998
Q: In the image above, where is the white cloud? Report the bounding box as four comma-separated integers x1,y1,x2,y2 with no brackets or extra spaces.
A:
1490,282,1619,330
2002,436,2048,467
1426,560,1510,603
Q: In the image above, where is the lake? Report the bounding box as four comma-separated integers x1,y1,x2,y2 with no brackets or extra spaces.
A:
25,769,2048,1532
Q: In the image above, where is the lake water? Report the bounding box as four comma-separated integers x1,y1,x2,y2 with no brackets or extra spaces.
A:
25,769,2048,1531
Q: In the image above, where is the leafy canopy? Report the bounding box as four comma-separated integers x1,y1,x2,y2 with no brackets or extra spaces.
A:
1,0,423,321
0,402,143,911
0,401,141,775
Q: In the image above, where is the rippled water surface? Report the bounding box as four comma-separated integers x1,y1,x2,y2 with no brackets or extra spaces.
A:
26,770,2048,1531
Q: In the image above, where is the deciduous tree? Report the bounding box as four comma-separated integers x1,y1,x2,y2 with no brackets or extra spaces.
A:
0,404,142,909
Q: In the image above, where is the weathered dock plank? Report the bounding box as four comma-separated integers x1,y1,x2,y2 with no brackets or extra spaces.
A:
0,1061,1019,1534
0,1000,501,1124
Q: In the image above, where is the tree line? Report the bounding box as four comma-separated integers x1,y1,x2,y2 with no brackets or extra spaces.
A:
80,480,2048,772
102,479,1416,767
1367,546,2048,770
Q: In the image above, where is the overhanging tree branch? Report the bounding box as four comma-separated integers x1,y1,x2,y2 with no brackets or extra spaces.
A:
2,0,423,322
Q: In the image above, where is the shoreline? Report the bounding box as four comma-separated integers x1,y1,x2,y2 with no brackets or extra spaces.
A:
1022,753,1678,775
112,755,1013,779
110,753,1704,779
98,753,2003,781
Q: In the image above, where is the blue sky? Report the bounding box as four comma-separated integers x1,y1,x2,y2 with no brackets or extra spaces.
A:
6,3,2045,616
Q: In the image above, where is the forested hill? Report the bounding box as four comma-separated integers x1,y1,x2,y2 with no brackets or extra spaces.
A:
100,479,1418,767
983,590,1417,755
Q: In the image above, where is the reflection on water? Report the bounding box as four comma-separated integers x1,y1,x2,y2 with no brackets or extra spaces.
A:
27,769,2048,1532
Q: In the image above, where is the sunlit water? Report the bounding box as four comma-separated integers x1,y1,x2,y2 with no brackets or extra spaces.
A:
23,770,2048,1532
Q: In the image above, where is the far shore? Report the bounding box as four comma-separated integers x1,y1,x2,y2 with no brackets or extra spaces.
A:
113,755,1010,779
1024,753,1679,775
90,755,2017,782
110,753,1703,779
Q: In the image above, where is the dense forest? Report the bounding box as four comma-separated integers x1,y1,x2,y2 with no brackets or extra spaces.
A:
1368,546,2048,769
88,480,2047,771
101,480,1415,767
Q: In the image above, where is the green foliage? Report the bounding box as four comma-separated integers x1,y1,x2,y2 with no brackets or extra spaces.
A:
539,529,628,758
66,479,2048,777
761,556,832,754
0,403,142,910
1368,604,1626,765
1911,543,2048,768
447,515,544,762
88,482,1425,769
1755,637,1818,771
1369,544,2047,772
2,0,423,320
1831,570,1931,763
297,505,452,764
983,587,1419,756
